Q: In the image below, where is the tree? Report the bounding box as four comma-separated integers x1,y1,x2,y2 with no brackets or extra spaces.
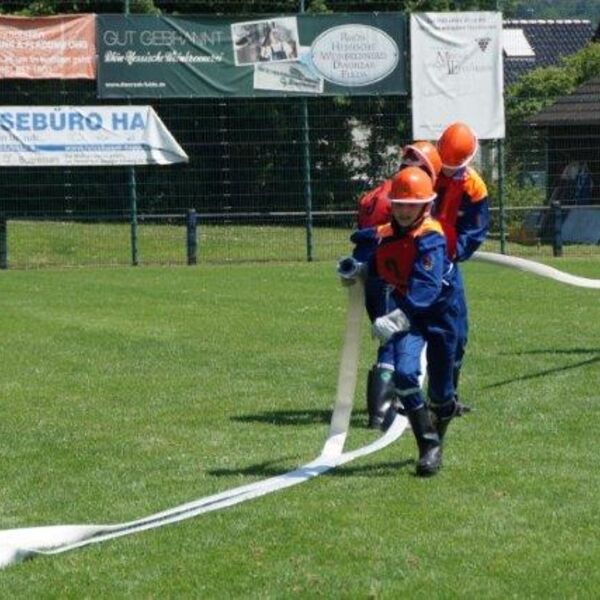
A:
506,42,600,136
509,0,600,24
502,42,600,203
1,1,159,16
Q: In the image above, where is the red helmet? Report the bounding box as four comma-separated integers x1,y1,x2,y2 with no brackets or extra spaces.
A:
437,122,478,169
401,140,442,185
389,167,436,204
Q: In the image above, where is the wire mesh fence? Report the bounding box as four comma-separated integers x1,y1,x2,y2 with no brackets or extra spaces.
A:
2,205,598,270
0,1,599,269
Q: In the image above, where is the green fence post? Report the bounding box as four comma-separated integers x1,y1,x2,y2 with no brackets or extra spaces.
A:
124,0,139,267
497,138,507,254
0,217,7,269
129,166,139,266
186,208,197,265
552,200,563,257
301,99,314,262
299,0,314,262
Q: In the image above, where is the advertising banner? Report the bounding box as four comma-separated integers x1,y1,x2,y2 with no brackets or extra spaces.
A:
0,106,188,166
410,12,505,140
97,14,407,98
0,15,96,80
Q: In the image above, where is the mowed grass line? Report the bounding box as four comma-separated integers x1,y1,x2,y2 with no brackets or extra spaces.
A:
0,260,599,597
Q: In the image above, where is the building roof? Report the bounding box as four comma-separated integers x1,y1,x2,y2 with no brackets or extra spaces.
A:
526,76,600,127
504,19,595,86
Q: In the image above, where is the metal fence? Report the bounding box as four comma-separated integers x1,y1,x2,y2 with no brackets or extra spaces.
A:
1,1,599,269
2,204,598,269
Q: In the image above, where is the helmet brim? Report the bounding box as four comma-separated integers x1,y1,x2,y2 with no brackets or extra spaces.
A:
389,193,436,204
441,144,478,170
403,145,437,184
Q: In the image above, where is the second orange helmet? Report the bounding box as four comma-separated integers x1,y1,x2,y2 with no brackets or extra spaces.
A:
402,140,443,184
437,122,478,169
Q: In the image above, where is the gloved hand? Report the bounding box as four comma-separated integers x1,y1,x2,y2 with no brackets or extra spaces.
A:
372,308,410,343
336,256,366,287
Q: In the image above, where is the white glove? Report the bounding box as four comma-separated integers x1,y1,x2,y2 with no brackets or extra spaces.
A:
336,256,366,287
372,308,410,343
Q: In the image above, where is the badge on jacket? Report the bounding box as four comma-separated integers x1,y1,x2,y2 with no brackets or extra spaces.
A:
422,254,434,271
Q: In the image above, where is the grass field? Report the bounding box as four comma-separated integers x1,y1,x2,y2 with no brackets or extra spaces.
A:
0,259,599,597
4,220,599,269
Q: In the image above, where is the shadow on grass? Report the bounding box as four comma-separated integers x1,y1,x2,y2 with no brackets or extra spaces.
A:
208,459,414,479
231,409,368,428
221,409,414,477
486,348,599,389
508,348,600,355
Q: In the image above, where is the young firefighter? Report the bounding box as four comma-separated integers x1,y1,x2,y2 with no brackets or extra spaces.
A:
351,142,442,429
343,167,460,476
433,122,490,403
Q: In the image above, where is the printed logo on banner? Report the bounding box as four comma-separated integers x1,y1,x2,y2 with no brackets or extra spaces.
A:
476,37,491,52
433,41,496,77
310,25,399,87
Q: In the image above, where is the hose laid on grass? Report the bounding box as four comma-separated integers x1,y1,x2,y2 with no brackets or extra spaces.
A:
0,281,409,570
473,251,600,289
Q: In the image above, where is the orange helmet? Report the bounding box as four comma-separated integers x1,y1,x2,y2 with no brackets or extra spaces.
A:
437,122,478,169
389,167,436,204
401,140,442,184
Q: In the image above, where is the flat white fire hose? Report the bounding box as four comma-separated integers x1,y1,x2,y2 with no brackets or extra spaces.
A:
0,281,409,570
473,251,600,289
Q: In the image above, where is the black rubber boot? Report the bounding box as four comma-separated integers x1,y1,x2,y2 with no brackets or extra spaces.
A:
366,366,396,429
432,398,466,444
436,414,452,445
406,406,442,476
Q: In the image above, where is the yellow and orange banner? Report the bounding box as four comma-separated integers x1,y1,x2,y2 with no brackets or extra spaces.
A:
0,14,96,79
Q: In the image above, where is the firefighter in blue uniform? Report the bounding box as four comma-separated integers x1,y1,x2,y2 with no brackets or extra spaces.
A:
343,167,460,476
351,142,443,429
434,122,490,401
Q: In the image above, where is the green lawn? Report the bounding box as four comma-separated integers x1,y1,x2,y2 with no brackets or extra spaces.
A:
5,221,350,268
4,220,599,269
0,260,599,597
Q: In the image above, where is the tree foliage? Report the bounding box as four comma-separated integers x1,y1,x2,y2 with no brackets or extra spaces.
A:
506,42,600,126
509,0,600,24
503,41,600,197
1,1,160,16
1,0,515,15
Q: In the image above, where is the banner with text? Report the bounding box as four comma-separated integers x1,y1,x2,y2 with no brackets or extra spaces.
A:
97,13,407,98
411,12,504,140
0,106,188,166
0,15,96,79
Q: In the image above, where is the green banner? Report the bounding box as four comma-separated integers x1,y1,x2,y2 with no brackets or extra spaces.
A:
97,14,407,98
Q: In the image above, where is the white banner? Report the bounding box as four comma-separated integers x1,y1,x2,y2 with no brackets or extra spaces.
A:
0,106,188,166
410,12,505,140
